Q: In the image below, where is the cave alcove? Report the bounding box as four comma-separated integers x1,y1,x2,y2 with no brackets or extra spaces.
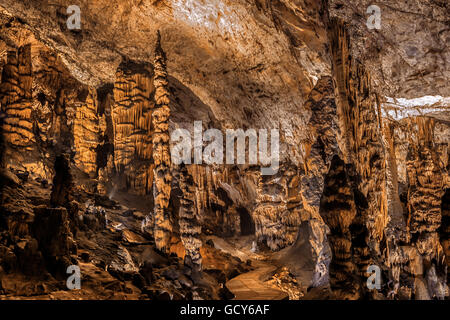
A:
238,206,255,236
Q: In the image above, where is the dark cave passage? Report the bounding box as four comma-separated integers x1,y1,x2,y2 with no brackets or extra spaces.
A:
238,206,255,236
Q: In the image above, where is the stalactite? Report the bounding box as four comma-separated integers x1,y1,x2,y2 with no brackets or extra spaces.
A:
178,164,202,271
0,45,34,151
406,117,446,299
73,87,101,177
320,155,360,299
253,165,301,251
328,19,388,283
152,31,172,252
112,60,154,195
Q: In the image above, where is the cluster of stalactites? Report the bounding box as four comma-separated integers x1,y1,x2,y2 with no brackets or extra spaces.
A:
253,166,301,251
328,18,387,259
73,87,105,177
404,117,447,299
406,118,445,257
0,45,34,150
152,31,173,253
188,164,256,237
111,59,154,195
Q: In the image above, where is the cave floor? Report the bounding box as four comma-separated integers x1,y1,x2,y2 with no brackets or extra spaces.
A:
226,262,288,300
0,172,302,300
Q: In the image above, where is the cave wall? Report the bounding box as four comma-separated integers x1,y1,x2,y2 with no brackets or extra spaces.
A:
0,0,448,300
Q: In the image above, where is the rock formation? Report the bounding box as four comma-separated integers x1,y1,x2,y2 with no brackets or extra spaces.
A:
50,154,73,208
320,155,360,298
254,165,301,251
112,61,154,195
73,87,105,178
441,188,450,285
177,164,202,271
0,45,34,156
298,75,342,291
405,117,446,298
152,31,172,253
0,0,448,301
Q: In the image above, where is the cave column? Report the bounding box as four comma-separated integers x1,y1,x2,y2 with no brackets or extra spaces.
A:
73,87,101,178
0,45,34,153
328,19,388,292
178,164,202,271
111,60,154,195
406,117,446,299
298,77,343,290
152,31,173,253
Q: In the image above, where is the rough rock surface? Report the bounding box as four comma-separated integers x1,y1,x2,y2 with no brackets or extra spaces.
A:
112,60,154,195
328,0,449,98
152,33,173,253
0,0,448,300
177,164,202,271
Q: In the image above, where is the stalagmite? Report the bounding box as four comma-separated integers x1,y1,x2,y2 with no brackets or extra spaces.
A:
328,19,388,286
320,155,359,299
253,165,301,251
73,88,101,177
152,31,173,253
178,164,202,271
0,45,34,152
406,117,446,299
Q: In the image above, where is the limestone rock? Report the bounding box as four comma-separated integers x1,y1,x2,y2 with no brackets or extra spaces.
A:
177,164,202,271
152,32,172,253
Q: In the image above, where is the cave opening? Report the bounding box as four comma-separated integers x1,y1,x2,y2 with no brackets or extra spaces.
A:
95,142,114,172
238,206,255,236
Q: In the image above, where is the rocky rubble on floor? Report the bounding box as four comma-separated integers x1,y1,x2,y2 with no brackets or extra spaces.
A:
266,267,304,300
0,166,250,300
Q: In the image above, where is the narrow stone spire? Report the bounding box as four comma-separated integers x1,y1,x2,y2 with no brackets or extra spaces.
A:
152,30,172,253
178,164,202,271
